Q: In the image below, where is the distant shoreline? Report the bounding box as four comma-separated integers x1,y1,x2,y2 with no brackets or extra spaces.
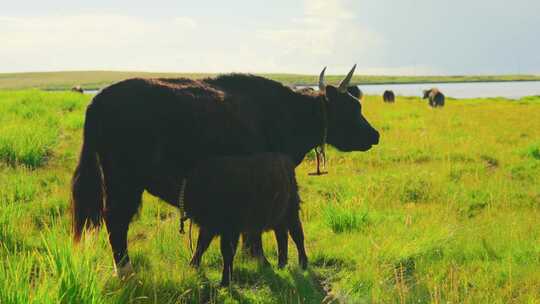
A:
1,70,539,90
293,79,540,87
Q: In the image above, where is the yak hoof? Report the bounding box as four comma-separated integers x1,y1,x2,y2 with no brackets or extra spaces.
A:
189,258,201,269
220,279,231,287
300,257,308,270
116,262,135,280
258,257,271,267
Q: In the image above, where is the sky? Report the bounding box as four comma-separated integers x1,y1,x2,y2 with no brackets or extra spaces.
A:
2,0,539,75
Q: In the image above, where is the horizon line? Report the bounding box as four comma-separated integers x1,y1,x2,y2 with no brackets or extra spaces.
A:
1,69,539,78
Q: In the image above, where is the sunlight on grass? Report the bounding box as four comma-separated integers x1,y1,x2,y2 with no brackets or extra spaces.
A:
0,123,58,168
0,91,539,303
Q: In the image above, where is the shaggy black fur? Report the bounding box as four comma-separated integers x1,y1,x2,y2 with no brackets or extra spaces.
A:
383,90,395,103
71,73,379,273
184,153,306,286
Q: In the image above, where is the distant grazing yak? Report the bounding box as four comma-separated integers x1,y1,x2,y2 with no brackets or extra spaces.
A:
186,153,306,286
383,90,395,103
71,85,84,93
423,88,445,107
71,65,380,278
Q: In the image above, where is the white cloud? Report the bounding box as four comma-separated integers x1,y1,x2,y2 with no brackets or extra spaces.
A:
173,17,197,29
0,4,398,74
0,14,198,72
303,0,355,22
0,4,386,74
256,0,385,73
1,0,539,75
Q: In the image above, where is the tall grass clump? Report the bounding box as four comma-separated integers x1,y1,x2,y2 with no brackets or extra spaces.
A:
0,205,25,253
0,123,58,168
62,113,85,130
525,142,540,160
323,205,369,233
0,90,86,168
0,253,35,304
0,169,40,205
0,237,102,304
41,236,102,304
400,177,432,204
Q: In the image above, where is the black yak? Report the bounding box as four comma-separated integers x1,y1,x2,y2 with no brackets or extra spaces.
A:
71,65,379,278
184,153,306,286
423,88,445,107
383,90,395,103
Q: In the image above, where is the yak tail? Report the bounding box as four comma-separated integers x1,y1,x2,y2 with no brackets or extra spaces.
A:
71,101,105,242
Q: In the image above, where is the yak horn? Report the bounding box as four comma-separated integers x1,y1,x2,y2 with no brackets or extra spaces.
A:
319,67,327,92
338,64,357,92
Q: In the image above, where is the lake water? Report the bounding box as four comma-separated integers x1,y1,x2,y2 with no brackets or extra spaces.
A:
297,81,540,99
84,81,540,99
83,89,100,95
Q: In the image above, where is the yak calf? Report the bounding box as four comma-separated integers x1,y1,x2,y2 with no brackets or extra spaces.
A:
183,153,307,286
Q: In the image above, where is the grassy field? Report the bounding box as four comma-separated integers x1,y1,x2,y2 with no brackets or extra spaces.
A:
1,71,540,90
1,89,539,303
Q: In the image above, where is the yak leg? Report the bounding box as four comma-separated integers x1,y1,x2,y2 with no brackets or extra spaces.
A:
103,180,143,279
190,226,215,268
220,231,240,287
274,225,289,268
288,212,308,270
243,232,270,266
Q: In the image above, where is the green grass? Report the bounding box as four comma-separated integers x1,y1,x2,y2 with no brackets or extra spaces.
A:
1,90,540,303
0,91,86,168
323,205,369,233
1,71,540,90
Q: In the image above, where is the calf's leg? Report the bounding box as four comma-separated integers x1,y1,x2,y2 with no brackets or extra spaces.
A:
288,212,308,270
